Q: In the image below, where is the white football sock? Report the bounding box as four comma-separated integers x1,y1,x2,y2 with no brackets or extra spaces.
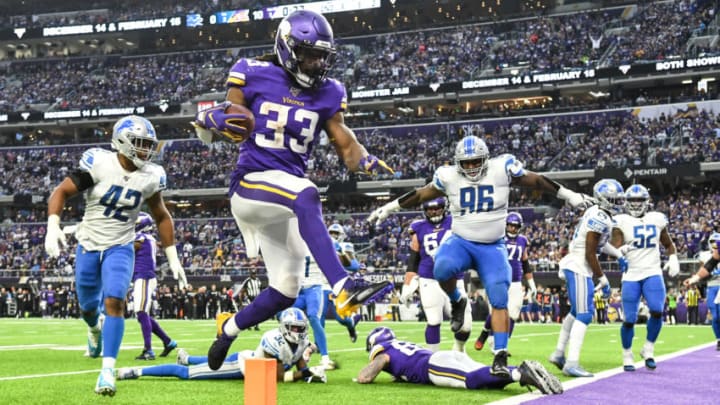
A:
223,316,240,337
554,314,575,356
332,276,349,296
566,321,588,364
102,357,116,369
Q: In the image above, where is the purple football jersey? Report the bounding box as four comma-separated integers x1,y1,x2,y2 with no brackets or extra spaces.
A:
133,232,157,281
226,58,347,180
410,216,452,279
371,340,432,384
505,234,529,282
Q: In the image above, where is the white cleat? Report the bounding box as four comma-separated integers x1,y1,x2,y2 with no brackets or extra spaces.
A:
94,367,116,396
176,348,190,365
117,367,140,380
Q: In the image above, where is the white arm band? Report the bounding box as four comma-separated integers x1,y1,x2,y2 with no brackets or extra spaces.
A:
526,278,536,291
283,370,295,383
48,214,60,227
601,243,623,258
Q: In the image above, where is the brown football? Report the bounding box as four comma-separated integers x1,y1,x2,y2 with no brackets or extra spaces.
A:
223,103,255,143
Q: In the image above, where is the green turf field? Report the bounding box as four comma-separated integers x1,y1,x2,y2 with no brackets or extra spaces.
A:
0,318,714,404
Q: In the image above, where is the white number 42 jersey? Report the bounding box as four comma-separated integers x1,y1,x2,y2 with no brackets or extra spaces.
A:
614,212,668,281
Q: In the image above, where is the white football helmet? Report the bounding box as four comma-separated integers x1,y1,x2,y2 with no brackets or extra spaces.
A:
111,115,158,169
278,308,308,344
328,223,346,242
625,184,650,217
454,135,489,182
593,178,625,215
709,232,720,251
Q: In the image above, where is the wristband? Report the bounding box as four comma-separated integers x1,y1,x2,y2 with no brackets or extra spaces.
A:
48,214,60,227
688,275,700,285
300,367,312,379
284,370,295,383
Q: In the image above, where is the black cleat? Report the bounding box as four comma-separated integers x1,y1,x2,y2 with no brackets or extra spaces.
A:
207,334,235,370
474,330,490,351
348,325,358,343
450,297,467,333
717,340,720,351
159,340,177,358
135,349,156,360
518,360,564,395
490,350,510,378
334,280,392,318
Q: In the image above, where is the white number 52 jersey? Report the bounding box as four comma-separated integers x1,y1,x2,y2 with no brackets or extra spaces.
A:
614,212,668,281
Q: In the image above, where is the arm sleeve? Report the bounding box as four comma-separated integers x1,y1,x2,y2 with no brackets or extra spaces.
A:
704,257,719,272
522,259,531,274
68,170,94,192
406,250,420,273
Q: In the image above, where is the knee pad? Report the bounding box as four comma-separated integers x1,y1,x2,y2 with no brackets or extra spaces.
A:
650,311,662,319
575,312,593,325
622,322,634,329
454,331,470,342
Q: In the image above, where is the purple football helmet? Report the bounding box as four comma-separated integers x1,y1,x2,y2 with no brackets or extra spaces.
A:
506,211,523,237
135,211,154,233
365,326,396,352
422,197,447,224
275,10,336,89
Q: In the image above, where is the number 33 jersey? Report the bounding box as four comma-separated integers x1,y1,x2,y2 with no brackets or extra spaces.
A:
226,58,347,178
614,212,668,281
76,148,167,251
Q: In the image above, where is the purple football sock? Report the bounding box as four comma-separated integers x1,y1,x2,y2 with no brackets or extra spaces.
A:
484,315,492,331
509,318,515,338
294,189,348,287
466,366,515,389
426,324,441,345
232,287,294,330
150,317,172,346
136,311,153,350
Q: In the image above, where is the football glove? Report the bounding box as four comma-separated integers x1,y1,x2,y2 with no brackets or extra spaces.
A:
618,257,629,273
526,278,537,299
399,276,419,305
600,283,611,299
618,241,638,256
594,274,609,293
663,254,680,277
557,268,566,281
164,246,187,290
367,200,401,226
192,101,250,144
306,366,327,383
303,342,318,362
44,215,66,258
358,154,394,176
557,187,595,210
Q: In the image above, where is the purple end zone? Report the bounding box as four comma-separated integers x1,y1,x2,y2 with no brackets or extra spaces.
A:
525,346,720,405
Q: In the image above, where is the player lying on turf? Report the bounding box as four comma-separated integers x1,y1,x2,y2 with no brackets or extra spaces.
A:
117,308,325,383
356,327,563,395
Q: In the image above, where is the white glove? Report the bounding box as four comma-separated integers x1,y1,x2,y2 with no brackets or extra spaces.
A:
165,246,187,289
400,276,419,305
526,278,537,299
44,215,67,258
367,200,401,226
619,241,638,256
307,366,327,383
193,124,216,146
557,268,566,281
663,254,680,277
557,187,595,210
594,274,609,292
303,342,317,362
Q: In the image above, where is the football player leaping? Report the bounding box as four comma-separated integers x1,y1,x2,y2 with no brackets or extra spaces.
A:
611,184,679,371
118,308,326,383
369,135,593,377
44,116,186,396
357,327,562,395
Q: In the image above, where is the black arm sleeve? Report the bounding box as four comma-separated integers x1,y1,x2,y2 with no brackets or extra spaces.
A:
68,170,94,192
540,175,562,192
522,260,531,275
406,250,420,273
704,257,720,272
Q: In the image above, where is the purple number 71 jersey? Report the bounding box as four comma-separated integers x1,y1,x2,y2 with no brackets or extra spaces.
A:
226,58,348,179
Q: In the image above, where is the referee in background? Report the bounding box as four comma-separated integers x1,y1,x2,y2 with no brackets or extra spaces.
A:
237,270,263,330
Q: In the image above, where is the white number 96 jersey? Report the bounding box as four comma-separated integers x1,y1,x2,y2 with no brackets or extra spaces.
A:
560,205,615,277
614,212,667,281
255,329,310,370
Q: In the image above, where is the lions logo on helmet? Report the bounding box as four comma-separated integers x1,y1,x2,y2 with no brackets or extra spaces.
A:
506,211,523,237
328,223,346,242
422,197,447,225
625,184,651,217
111,115,158,169
135,212,154,233
275,10,336,89
708,232,720,251
365,326,396,352
278,308,309,345
592,178,625,215
454,135,490,182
